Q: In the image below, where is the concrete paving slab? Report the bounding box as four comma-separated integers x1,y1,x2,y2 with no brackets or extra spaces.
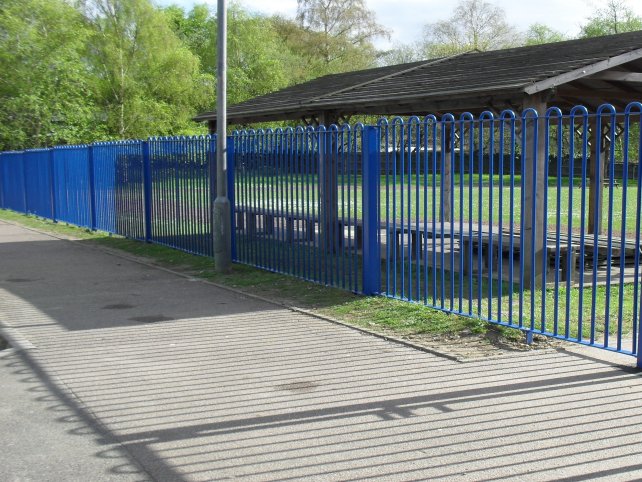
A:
1,219,642,481
0,348,150,482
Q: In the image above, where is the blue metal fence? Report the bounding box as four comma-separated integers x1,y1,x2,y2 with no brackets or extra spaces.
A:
23,149,53,219
52,145,92,228
0,151,26,212
233,126,365,293
148,136,214,256
0,105,641,367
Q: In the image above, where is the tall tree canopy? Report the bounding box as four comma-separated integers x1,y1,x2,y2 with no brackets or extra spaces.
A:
163,5,296,105
420,0,520,58
5,0,642,150
292,0,389,75
0,0,97,150
580,0,642,37
524,23,567,46
80,0,212,139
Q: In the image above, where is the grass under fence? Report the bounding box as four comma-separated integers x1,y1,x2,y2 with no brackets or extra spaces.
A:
385,258,637,350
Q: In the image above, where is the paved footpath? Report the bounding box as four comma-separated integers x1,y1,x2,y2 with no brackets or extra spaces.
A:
1,219,642,481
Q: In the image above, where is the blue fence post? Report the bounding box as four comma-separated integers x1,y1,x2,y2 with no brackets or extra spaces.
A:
0,153,5,209
87,145,97,231
48,149,57,222
362,126,381,295
637,316,642,370
227,135,236,261
22,151,28,213
142,140,152,243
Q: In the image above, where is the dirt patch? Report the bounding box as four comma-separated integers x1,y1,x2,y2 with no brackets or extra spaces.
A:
392,328,562,360
348,321,564,361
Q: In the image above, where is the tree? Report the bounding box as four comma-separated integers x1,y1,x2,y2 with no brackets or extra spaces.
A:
524,23,567,46
293,0,389,75
81,0,212,139
580,0,642,37
162,3,212,63
0,0,98,149
420,0,520,58
163,5,298,106
378,43,424,66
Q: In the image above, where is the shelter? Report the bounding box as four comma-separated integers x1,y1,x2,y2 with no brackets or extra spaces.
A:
196,30,642,289
196,30,642,127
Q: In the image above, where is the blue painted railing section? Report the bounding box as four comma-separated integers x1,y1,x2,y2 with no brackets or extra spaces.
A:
0,151,27,212
0,104,641,367
233,126,363,293
52,145,92,228
148,136,214,256
23,149,54,219
98,140,146,240
377,107,642,361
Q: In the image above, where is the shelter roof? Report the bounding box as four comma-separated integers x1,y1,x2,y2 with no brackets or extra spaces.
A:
195,30,642,124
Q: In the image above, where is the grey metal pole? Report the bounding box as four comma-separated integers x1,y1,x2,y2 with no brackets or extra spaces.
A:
214,0,231,272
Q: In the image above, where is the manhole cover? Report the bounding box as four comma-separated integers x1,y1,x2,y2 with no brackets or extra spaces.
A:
129,315,175,324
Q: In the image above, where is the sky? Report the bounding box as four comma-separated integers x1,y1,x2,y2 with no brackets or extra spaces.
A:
154,0,642,49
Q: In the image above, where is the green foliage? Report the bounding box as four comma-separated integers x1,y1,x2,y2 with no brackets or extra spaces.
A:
163,4,296,106
378,42,424,67
288,0,389,77
81,0,212,138
227,8,297,103
6,0,642,150
0,0,98,150
580,0,642,37
420,0,521,58
524,23,567,45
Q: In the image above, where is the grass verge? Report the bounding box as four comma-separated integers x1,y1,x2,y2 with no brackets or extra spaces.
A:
0,209,527,352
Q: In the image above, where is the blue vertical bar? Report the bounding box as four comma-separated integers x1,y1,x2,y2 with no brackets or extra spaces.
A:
142,140,152,243
0,153,4,209
49,148,57,222
638,316,642,368
362,126,381,295
227,135,236,261
22,151,28,213
88,145,97,231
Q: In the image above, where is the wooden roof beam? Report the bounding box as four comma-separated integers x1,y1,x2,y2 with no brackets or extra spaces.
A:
524,47,642,95
589,71,642,82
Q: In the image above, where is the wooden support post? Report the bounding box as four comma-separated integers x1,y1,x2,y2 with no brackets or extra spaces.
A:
522,94,547,291
319,111,340,253
588,120,608,235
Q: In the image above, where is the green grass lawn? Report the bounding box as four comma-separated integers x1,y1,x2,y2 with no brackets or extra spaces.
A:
233,173,641,237
384,259,637,347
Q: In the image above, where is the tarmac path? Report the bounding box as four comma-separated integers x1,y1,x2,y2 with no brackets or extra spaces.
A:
1,219,642,481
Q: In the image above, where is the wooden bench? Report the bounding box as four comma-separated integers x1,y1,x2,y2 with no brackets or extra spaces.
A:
236,207,318,242
388,222,579,283
236,207,383,250
461,234,578,283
